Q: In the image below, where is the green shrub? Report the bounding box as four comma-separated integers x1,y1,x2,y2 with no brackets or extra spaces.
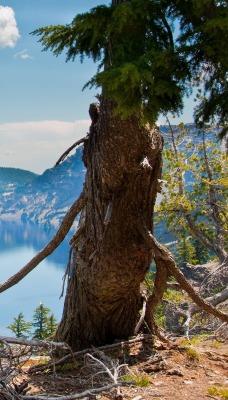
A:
208,385,228,399
122,373,150,387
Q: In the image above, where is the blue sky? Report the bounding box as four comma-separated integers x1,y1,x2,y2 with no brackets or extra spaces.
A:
0,1,194,174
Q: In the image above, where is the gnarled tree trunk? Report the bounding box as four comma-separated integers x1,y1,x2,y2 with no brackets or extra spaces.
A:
55,98,163,350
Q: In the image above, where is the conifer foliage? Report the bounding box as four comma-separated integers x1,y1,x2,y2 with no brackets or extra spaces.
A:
7,312,31,339
33,0,228,135
7,303,58,340
156,124,228,262
32,302,58,340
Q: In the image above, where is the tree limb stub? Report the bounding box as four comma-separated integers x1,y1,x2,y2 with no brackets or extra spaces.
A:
138,225,228,324
0,190,87,294
54,137,88,167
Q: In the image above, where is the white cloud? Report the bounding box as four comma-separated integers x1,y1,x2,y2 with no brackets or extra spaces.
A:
14,49,33,60
0,6,20,49
0,119,90,174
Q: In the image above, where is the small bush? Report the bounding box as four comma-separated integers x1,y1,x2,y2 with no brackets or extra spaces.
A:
179,334,210,346
154,303,166,328
208,385,228,399
207,340,223,349
122,373,150,387
185,347,200,360
164,289,186,304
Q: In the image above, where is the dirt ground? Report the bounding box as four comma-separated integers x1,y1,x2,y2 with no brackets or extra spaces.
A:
11,336,227,400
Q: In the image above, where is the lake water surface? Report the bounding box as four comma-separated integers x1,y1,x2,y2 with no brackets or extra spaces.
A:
0,220,72,336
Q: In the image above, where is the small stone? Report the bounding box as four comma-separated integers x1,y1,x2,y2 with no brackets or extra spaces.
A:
153,381,164,386
167,369,184,377
154,341,167,350
183,380,193,385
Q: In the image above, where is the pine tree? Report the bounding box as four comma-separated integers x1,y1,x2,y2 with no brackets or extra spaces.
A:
7,312,31,339
192,238,211,265
45,314,58,338
156,124,228,262
175,232,197,268
32,302,52,340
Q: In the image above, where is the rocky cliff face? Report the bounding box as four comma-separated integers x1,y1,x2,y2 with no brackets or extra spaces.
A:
0,147,85,227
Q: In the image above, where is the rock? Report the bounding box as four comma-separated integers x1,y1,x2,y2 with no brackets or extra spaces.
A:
167,369,184,377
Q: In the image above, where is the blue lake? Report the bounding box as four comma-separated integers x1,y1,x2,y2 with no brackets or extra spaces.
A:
0,220,72,336
0,219,174,337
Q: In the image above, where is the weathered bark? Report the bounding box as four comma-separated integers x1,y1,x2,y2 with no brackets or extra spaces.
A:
55,98,163,350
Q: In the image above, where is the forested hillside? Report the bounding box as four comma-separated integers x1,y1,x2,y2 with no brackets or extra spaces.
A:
0,147,85,226
0,167,38,185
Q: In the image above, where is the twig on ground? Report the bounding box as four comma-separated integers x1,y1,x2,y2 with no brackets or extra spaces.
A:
85,352,128,398
20,382,132,400
0,337,68,350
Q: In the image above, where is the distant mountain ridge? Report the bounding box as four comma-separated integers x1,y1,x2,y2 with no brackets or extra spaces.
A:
0,167,38,185
0,147,85,226
0,124,219,227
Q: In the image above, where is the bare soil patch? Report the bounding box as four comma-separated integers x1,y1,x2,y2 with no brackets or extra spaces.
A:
11,337,227,400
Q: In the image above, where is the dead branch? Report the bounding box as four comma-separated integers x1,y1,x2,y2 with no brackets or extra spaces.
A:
28,335,154,373
69,225,86,245
23,351,130,400
86,353,127,384
166,282,181,289
0,190,87,294
138,225,228,324
169,262,228,323
20,382,131,400
191,287,228,315
0,337,76,399
54,137,88,167
0,339,34,399
134,296,147,335
200,259,228,296
183,287,228,338
59,246,74,299
0,336,68,350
